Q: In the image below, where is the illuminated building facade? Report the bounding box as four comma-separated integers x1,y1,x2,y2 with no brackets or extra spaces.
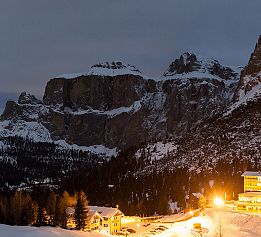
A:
236,171,261,212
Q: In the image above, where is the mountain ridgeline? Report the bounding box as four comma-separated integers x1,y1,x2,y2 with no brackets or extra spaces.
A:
1,54,239,152
0,35,260,215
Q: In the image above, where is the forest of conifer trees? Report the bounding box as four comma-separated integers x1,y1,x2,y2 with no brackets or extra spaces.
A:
0,135,259,220
0,189,89,229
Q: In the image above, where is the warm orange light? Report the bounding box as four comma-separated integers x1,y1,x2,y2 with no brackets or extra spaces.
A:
214,197,224,206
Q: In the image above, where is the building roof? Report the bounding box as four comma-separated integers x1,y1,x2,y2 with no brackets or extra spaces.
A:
89,210,103,221
66,207,75,215
242,171,261,177
89,206,123,218
238,192,261,197
192,192,203,198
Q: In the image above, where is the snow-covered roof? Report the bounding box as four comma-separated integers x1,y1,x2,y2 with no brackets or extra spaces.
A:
242,171,261,177
89,210,103,221
238,192,261,197
66,207,75,215
89,206,123,218
192,193,203,198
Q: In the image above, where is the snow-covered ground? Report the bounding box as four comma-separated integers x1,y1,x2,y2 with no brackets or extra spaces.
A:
0,225,104,237
1,207,261,236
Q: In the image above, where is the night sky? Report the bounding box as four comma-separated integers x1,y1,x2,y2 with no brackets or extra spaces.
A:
0,0,260,112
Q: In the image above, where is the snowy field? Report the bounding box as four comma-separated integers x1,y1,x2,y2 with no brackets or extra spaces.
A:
0,224,105,237
1,207,261,236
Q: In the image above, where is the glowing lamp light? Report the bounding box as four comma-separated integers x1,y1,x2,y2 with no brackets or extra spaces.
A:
214,197,224,206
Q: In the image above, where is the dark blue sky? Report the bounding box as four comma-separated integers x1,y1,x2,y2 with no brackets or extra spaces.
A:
0,0,260,113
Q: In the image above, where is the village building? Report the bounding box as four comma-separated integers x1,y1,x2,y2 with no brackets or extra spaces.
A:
66,205,124,234
89,206,123,234
235,171,261,212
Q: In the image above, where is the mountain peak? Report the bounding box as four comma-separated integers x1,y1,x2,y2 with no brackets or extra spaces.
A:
54,61,142,79
163,52,239,80
164,52,200,75
226,35,261,114
18,92,42,105
88,61,142,77
91,61,140,72
241,35,261,77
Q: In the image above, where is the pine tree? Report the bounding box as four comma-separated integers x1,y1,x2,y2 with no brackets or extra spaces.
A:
56,191,70,228
46,192,56,226
36,206,48,226
74,191,89,230
21,201,37,225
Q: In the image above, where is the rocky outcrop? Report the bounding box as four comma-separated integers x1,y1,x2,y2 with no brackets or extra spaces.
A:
18,92,42,105
130,38,261,175
43,75,147,110
233,35,261,103
242,35,261,77
0,60,240,153
163,52,238,80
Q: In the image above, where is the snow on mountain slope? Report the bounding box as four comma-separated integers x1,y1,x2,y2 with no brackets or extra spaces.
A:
1,53,240,156
226,35,261,115
55,140,118,157
66,100,142,118
55,61,143,79
134,96,261,175
0,120,52,143
161,52,240,81
225,73,261,116
88,61,142,77
55,56,239,82
0,119,118,158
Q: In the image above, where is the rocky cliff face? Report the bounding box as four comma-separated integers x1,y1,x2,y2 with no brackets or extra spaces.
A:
0,57,240,156
124,37,261,176
233,35,261,104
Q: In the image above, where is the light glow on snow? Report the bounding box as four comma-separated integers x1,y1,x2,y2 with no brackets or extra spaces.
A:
214,197,225,207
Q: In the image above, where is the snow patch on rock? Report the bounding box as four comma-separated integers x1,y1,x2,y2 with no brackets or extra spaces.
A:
0,120,52,143
0,120,117,158
55,61,144,79
70,100,142,118
224,72,261,116
161,52,240,82
55,140,118,158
